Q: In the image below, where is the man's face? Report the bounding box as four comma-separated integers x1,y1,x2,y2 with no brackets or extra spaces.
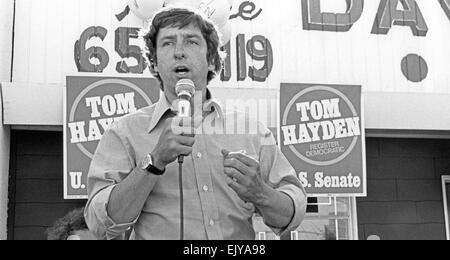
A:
154,23,214,99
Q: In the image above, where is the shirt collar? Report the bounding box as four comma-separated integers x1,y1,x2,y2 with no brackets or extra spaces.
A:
147,89,223,133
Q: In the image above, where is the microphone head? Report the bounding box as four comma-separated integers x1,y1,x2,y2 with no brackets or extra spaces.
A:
175,79,195,99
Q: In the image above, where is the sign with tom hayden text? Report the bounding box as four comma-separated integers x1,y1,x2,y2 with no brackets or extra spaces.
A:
64,76,160,199
279,83,366,196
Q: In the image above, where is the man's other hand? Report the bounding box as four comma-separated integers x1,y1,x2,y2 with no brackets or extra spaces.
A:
222,149,272,206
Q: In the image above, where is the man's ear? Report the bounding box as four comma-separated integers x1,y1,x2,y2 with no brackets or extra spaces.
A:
208,60,215,71
153,63,159,73
150,56,159,73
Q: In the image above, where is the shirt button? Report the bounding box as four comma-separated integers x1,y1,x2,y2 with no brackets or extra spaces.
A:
209,219,215,226
203,185,209,192
197,152,202,158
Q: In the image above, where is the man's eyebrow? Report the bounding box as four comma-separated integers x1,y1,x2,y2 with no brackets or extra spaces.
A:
184,33,202,39
158,33,202,42
159,35,177,42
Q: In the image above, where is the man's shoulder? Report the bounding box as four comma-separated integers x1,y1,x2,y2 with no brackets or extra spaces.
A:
221,107,266,125
122,104,157,120
109,104,157,132
221,107,272,138
221,107,252,119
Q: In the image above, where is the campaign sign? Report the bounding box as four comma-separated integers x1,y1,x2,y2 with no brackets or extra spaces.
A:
279,83,366,197
64,76,160,199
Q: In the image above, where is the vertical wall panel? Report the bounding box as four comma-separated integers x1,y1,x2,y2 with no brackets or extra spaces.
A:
45,0,64,84
27,0,47,83
8,131,85,240
0,0,14,81
357,138,450,240
12,0,31,82
61,0,81,81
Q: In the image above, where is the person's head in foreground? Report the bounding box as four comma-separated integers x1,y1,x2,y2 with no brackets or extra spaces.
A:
46,207,97,240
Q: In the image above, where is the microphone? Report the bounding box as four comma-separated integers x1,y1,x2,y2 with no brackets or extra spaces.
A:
176,79,196,118
175,79,195,241
175,79,195,164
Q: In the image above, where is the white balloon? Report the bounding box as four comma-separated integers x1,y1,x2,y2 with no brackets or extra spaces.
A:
197,0,231,27
163,0,232,27
128,0,166,21
164,0,198,8
219,22,232,45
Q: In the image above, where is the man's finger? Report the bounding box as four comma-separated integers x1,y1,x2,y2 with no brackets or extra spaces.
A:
224,152,259,168
221,149,230,158
224,158,254,177
225,176,246,194
224,167,247,184
175,135,195,147
178,145,193,157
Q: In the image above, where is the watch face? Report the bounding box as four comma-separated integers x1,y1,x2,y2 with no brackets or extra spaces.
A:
141,154,152,170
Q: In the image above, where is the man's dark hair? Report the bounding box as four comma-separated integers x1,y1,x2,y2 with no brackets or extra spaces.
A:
46,207,88,240
140,6,226,88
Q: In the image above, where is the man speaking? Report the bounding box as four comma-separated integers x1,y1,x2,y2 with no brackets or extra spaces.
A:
84,6,307,240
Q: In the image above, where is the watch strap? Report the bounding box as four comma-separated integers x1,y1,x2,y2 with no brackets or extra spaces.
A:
146,163,165,176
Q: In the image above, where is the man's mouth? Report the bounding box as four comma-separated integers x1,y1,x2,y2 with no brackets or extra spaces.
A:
174,66,190,76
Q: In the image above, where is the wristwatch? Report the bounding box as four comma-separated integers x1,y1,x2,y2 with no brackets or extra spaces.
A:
141,154,165,175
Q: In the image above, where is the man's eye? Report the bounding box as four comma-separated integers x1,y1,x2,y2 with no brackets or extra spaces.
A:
188,40,199,45
162,42,173,47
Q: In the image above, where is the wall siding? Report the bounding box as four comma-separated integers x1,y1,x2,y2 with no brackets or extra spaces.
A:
8,131,85,240
7,132,450,240
357,138,450,240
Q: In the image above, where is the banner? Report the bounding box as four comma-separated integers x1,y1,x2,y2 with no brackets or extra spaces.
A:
279,83,366,196
13,0,450,94
64,76,160,199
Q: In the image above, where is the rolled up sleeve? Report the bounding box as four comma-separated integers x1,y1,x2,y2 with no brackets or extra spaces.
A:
84,124,137,240
273,184,307,237
84,185,139,240
258,123,308,237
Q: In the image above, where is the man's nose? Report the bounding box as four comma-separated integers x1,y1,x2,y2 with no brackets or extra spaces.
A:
174,43,186,59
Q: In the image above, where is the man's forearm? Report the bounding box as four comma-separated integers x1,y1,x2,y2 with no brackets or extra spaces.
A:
256,187,295,229
107,168,160,225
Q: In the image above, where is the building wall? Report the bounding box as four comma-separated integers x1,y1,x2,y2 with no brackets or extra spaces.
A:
0,0,14,240
0,0,13,81
10,0,450,94
357,138,450,240
0,89,11,241
7,130,450,240
8,131,85,240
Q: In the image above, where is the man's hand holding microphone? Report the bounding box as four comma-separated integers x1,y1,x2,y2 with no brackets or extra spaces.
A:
150,79,197,171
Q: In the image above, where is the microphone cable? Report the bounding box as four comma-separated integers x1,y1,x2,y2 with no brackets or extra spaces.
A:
178,155,184,241
177,119,194,241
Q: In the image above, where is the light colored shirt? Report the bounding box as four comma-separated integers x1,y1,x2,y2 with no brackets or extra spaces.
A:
84,91,307,240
